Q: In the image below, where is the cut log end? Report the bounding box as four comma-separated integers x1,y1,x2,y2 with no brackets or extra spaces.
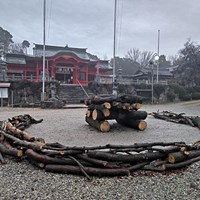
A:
168,153,176,163
138,120,147,131
99,121,110,132
132,103,142,110
103,102,111,109
17,150,23,157
86,110,92,118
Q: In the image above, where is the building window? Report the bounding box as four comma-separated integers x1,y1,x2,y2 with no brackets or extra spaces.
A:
78,72,86,81
88,74,95,81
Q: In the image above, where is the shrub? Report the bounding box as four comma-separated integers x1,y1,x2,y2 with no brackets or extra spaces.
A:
169,83,186,100
192,92,200,100
154,84,166,99
166,92,176,102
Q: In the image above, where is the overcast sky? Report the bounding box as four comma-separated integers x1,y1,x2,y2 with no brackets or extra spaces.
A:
0,0,200,59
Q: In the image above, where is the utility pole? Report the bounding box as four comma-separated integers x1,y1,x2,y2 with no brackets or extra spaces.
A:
112,0,117,95
156,29,160,83
42,0,46,101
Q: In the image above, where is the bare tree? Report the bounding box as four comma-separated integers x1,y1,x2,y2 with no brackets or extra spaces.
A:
125,48,140,62
125,48,154,68
140,51,154,68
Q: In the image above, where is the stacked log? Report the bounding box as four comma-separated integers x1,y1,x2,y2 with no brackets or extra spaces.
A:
84,95,147,132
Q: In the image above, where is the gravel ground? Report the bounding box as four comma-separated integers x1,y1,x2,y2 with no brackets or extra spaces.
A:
0,100,200,200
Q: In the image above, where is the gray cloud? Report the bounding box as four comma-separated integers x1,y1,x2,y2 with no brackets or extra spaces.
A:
0,0,200,59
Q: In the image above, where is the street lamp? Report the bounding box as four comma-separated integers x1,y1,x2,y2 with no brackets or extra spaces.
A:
149,54,159,104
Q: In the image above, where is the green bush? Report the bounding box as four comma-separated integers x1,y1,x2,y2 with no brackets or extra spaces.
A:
192,92,200,100
169,83,186,100
154,84,166,99
181,94,192,101
166,92,176,102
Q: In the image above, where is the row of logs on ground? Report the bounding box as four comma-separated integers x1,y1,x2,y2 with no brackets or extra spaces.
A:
151,111,200,129
1,114,200,179
84,95,148,132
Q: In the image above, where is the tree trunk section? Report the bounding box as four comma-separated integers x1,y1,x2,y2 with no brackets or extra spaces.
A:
168,149,200,163
45,164,130,177
85,117,110,132
117,119,147,131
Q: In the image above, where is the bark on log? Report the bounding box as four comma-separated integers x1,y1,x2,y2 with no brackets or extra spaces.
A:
128,161,149,172
85,117,110,132
162,156,200,170
168,150,200,163
41,149,84,156
0,143,23,157
92,109,110,120
85,95,143,105
45,164,130,177
0,130,43,151
117,118,147,131
92,109,119,121
6,122,35,142
76,154,109,168
26,149,83,165
87,150,166,162
117,110,147,121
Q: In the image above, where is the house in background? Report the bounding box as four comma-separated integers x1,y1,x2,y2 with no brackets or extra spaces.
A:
1,44,112,85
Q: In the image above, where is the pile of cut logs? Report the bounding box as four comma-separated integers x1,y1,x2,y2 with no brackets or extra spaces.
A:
1,114,200,179
84,95,148,132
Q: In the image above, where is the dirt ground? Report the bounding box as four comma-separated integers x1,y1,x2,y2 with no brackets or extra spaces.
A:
0,100,200,147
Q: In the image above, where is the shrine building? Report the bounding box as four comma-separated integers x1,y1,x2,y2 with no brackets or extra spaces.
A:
2,44,113,84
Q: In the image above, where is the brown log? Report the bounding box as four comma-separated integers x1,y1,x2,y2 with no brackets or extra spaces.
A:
92,109,119,121
3,140,13,149
168,149,200,163
92,109,104,121
87,150,166,163
76,154,109,168
25,149,92,166
6,122,35,142
92,109,110,120
128,161,149,172
117,118,147,131
45,164,130,177
85,117,110,132
41,149,84,156
0,143,23,157
26,149,82,165
163,156,200,170
0,130,43,151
